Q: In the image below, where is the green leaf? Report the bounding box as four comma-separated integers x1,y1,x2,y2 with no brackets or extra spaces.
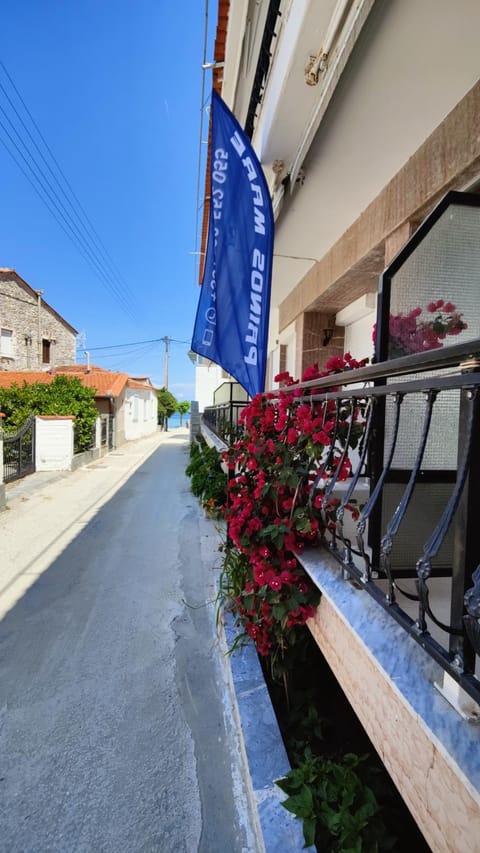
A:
303,817,316,848
272,603,288,621
282,785,314,820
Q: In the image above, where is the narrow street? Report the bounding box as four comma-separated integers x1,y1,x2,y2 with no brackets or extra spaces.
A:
0,433,257,852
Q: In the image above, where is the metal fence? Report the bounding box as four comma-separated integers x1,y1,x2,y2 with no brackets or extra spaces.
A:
73,421,97,455
100,414,115,449
2,415,36,483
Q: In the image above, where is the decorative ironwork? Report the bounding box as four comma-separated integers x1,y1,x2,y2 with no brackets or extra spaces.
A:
464,565,480,657
202,340,480,705
381,391,436,603
336,398,374,568
356,393,403,582
416,388,478,582
2,415,35,483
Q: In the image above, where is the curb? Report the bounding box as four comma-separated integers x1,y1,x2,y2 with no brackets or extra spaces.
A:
222,611,315,852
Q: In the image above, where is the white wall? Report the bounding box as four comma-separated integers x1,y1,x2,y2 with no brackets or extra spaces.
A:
194,362,226,411
228,0,480,368
124,388,157,440
267,320,297,387
270,0,480,307
343,313,376,364
336,294,377,363
35,416,74,471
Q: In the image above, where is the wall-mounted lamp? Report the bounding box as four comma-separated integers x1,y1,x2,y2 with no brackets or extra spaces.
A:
322,317,336,347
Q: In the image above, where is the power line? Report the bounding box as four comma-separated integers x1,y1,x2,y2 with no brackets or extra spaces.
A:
0,80,134,314
0,60,139,319
0,62,135,305
0,111,134,316
76,336,190,351
85,342,159,360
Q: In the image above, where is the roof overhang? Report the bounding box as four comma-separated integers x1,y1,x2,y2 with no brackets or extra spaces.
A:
248,0,377,215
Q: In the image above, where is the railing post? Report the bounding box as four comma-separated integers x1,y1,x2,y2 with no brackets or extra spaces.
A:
0,413,5,511
367,390,386,570
450,367,480,671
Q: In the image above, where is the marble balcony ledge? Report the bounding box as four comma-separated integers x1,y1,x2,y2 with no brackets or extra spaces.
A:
298,545,480,853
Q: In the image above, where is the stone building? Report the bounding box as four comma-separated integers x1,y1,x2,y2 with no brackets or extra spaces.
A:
0,269,77,371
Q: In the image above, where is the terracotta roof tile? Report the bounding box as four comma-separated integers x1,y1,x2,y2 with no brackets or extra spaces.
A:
0,366,156,398
0,372,52,388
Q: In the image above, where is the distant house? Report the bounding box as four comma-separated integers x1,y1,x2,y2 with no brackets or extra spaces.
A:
0,269,77,370
0,365,158,446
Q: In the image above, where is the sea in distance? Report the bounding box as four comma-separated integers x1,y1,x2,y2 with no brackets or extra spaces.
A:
167,411,189,429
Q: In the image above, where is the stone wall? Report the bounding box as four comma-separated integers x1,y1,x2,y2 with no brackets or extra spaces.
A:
0,274,76,370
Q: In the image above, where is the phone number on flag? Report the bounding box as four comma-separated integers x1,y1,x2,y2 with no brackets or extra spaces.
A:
212,148,228,245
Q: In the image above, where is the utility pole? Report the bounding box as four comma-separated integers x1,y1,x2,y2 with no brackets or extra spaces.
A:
162,336,169,389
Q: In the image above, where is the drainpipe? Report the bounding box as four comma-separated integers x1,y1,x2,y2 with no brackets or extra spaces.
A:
36,290,44,365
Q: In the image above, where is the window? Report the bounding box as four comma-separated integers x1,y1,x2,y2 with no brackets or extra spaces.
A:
42,339,51,364
0,328,13,357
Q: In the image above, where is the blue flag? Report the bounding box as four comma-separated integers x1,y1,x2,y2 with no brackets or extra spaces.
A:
191,90,274,398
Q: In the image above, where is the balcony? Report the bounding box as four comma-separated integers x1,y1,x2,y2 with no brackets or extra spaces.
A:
203,381,249,444
202,340,480,849
200,192,480,850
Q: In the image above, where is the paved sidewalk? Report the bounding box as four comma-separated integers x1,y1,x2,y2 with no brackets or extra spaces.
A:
1,429,184,620
0,428,303,853
0,428,260,852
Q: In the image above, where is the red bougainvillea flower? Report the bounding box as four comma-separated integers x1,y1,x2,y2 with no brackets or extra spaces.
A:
221,352,371,660
389,300,467,356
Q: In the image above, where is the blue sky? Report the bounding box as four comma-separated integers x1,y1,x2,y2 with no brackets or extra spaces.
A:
1,1,214,400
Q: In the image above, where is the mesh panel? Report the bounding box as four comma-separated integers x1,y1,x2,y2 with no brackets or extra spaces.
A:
385,384,459,470
381,482,455,572
388,203,480,357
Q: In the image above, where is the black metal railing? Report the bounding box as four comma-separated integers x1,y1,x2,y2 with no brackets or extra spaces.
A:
204,339,480,705
2,415,35,483
203,400,247,443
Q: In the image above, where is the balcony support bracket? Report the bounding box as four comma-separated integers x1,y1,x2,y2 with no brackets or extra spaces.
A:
434,672,480,723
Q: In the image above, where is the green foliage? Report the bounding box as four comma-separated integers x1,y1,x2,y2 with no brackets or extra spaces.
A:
281,688,325,767
177,400,190,425
185,440,227,511
157,387,178,422
277,751,394,851
216,542,252,638
0,375,98,450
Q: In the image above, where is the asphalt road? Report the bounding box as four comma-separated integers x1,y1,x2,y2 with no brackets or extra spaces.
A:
0,433,257,852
